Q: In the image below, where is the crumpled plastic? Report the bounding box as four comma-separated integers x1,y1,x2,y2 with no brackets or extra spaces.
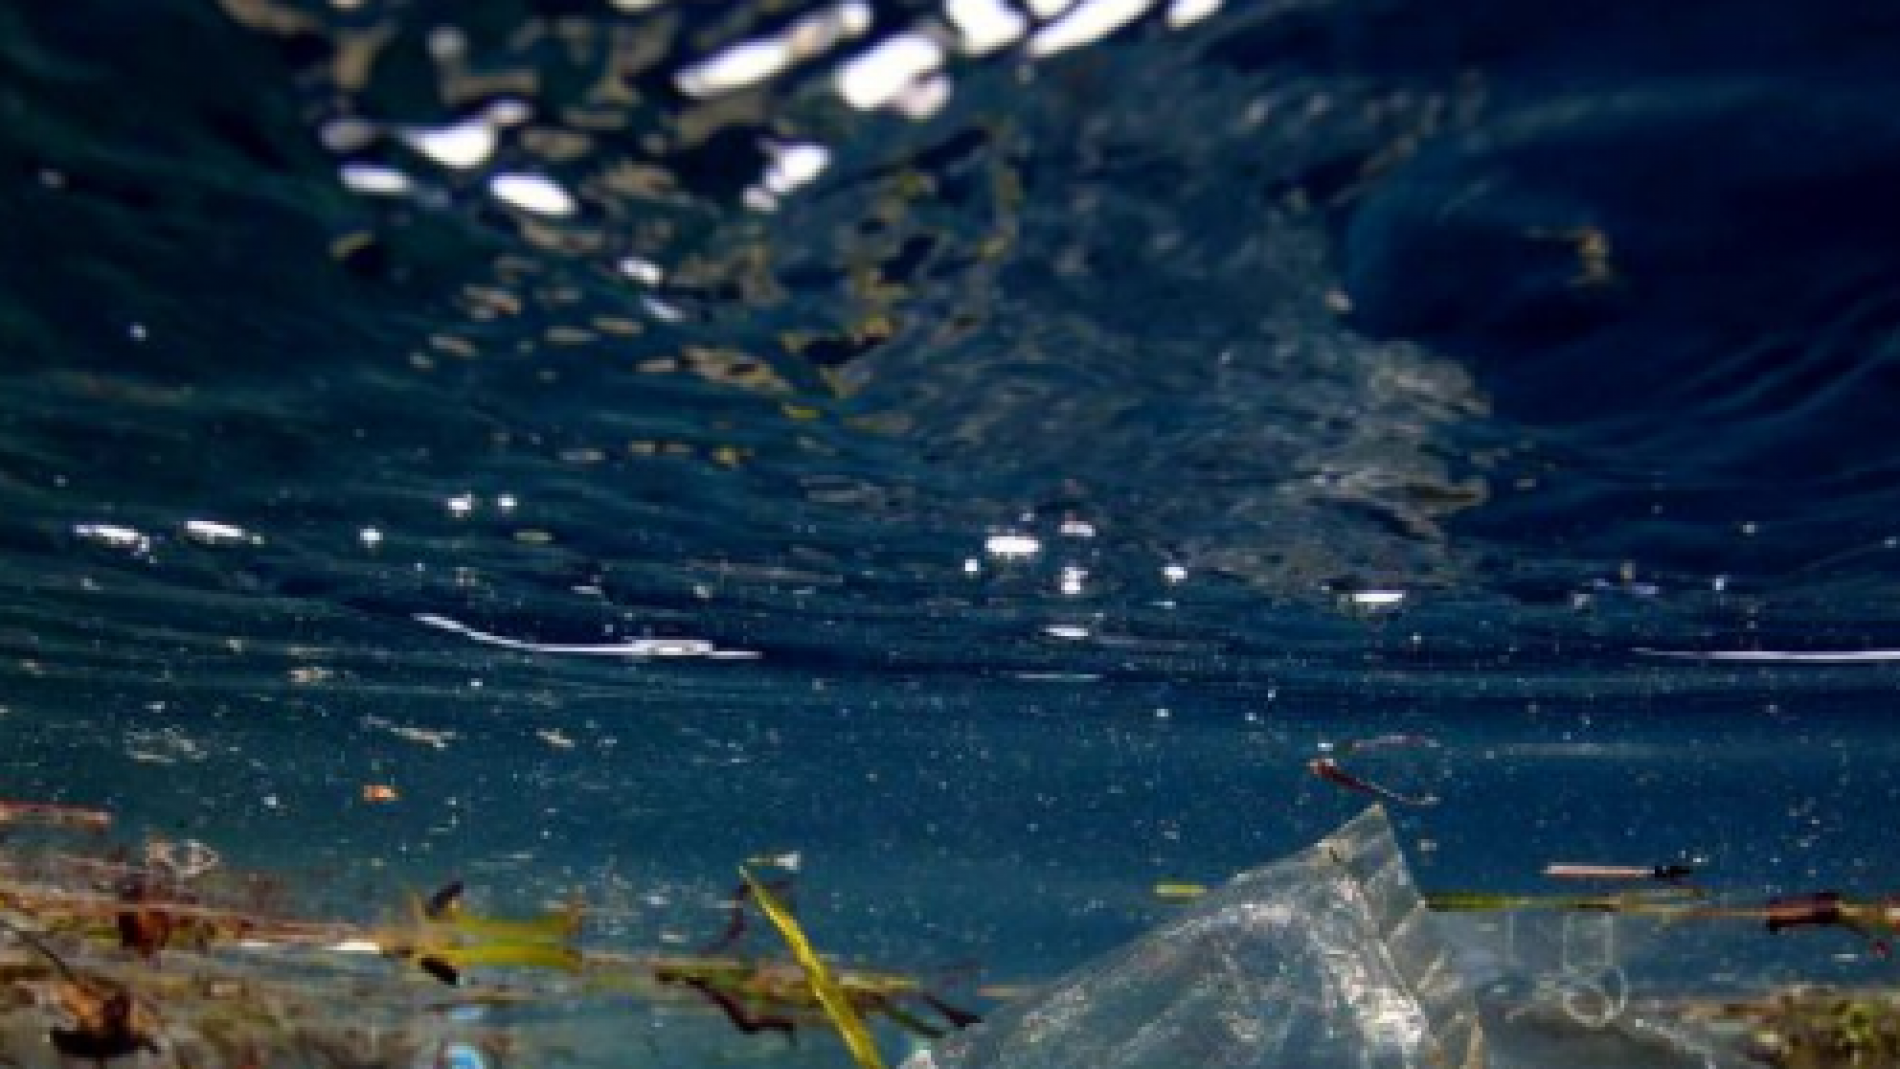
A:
906,806,1485,1069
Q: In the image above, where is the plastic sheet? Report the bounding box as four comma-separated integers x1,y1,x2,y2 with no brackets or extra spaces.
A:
906,806,1485,1069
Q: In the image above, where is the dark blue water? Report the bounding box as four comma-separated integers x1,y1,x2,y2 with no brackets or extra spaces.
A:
5,0,1900,1063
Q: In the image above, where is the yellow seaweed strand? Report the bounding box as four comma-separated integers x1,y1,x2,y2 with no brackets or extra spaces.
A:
739,867,888,1069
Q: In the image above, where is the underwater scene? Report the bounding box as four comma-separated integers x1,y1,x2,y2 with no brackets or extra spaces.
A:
6,0,1900,1064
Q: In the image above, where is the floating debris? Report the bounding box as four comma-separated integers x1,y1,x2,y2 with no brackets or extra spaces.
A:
1309,734,1442,807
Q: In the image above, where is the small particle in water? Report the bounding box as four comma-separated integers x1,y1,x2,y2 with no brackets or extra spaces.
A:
1058,566,1088,596
287,666,332,685
1058,518,1096,539
496,494,518,511
513,529,554,545
361,784,399,803
446,494,476,517
1044,624,1090,640
261,794,280,809
536,728,575,749
1712,574,1729,593
985,533,1041,559
963,557,981,575
358,526,384,547
1162,563,1188,583
1740,521,1759,536
128,323,148,342
1155,707,1171,720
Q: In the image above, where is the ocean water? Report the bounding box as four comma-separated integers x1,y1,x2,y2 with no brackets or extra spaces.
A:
5,0,1900,1064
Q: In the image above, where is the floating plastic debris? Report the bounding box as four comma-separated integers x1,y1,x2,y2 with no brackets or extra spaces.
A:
1310,734,1442,807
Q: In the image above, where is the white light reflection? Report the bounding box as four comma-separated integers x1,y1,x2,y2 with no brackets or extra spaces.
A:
985,533,1041,559
618,257,666,285
678,2,871,97
487,173,577,217
358,527,384,548
946,0,1028,54
401,120,497,169
1028,0,1155,57
1165,0,1222,27
894,74,953,120
1637,648,1900,664
1058,565,1087,595
642,296,685,322
415,614,758,660
1044,623,1091,640
836,33,946,111
339,163,413,197
1349,589,1406,609
1162,563,1188,583
73,523,151,554
678,39,792,97
182,520,258,546
320,117,376,153
762,142,831,196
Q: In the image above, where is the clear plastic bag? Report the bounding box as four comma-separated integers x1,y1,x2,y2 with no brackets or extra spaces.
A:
907,806,1485,1069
